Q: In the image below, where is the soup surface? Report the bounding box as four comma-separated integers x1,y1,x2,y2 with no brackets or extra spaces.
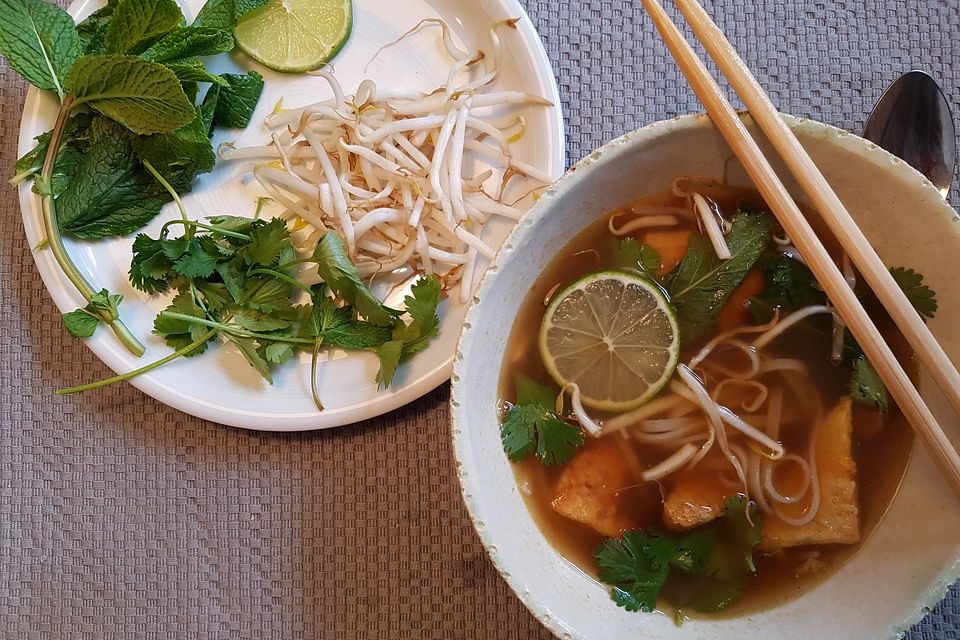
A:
498,186,916,619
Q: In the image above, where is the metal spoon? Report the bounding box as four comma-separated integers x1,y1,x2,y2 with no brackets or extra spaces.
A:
863,70,957,198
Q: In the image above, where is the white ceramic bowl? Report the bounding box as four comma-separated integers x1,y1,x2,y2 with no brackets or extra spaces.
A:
451,113,960,639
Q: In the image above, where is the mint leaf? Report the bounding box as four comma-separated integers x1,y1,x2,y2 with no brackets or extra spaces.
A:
164,58,229,86
14,113,93,186
105,0,183,55
193,0,271,30
200,83,221,133
133,107,216,194
850,355,888,412
0,0,83,97
667,207,771,337
56,118,167,239
313,233,394,326
141,27,235,62
66,55,196,135
213,71,265,129
77,1,116,54
890,266,938,321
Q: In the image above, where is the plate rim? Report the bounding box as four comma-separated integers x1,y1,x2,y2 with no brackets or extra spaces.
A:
16,0,566,432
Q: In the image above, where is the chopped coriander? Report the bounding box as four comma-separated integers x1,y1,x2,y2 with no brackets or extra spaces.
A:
890,266,938,321
594,497,762,615
850,355,888,412
500,404,583,466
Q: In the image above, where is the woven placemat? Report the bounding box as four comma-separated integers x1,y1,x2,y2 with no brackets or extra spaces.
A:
1,1,959,638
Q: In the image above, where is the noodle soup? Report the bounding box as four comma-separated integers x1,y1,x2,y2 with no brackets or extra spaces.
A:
496,180,919,619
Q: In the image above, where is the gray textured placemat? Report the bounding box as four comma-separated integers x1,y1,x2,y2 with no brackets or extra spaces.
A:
1,0,959,638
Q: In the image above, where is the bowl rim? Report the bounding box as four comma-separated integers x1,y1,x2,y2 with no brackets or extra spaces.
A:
449,111,960,639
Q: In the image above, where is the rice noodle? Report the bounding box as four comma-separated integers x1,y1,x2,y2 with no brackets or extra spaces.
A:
607,212,681,236
642,443,699,481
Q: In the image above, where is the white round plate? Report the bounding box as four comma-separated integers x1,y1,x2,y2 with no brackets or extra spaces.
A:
17,0,564,431
452,113,960,639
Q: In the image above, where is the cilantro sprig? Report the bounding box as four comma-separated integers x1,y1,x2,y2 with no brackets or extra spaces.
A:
499,374,584,466
58,216,444,408
1,0,267,355
594,497,762,615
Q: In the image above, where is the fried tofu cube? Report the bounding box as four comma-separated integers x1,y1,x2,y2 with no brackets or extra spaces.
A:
761,397,859,550
551,439,637,537
662,462,733,531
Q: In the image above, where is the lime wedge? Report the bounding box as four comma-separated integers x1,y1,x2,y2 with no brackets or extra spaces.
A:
234,0,353,74
539,270,680,412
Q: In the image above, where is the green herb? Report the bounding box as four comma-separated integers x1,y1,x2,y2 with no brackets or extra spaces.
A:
104,0,183,55
64,208,443,407
140,27,235,62
594,497,762,615
514,373,557,411
500,372,583,465
1,0,267,355
890,266,938,321
850,355,888,412
313,233,396,326
210,71,265,129
749,252,826,322
616,237,661,276
62,288,122,338
665,207,771,337
193,0,272,31
0,0,83,98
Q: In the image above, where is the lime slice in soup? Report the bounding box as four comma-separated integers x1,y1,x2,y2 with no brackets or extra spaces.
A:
539,270,681,412
234,0,353,73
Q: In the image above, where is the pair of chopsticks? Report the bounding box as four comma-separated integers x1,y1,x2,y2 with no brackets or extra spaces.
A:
642,0,960,495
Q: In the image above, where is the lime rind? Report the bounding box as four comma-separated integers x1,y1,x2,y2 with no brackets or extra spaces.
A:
539,269,680,413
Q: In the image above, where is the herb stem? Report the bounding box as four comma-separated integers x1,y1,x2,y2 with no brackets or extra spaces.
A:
310,338,325,412
57,328,219,395
159,312,317,345
10,168,36,187
40,97,145,357
246,268,312,293
160,219,251,240
143,159,193,240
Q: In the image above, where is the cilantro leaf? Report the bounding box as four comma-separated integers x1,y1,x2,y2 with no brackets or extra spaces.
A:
263,342,294,365
66,55,196,135
666,208,771,337
63,288,121,339
705,496,763,579
104,0,183,55
212,71,265,129
231,308,292,332
850,355,888,412
890,266,938,321
172,238,219,279
225,335,273,383
594,532,671,612
313,233,394,326
372,340,404,388
241,276,294,313
392,276,441,358
499,403,583,465
0,0,83,97
140,27,235,62
153,291,212,355
616,237,661,275
244,218,290,266
514,374,557,411
63,309,101,338
749,252,826,322
129,233,174,294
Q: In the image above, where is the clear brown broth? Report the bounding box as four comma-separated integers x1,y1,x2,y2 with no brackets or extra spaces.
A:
499,190,916,618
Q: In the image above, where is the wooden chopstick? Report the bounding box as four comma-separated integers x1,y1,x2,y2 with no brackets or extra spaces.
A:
672,0,960,428
640,0,960,496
